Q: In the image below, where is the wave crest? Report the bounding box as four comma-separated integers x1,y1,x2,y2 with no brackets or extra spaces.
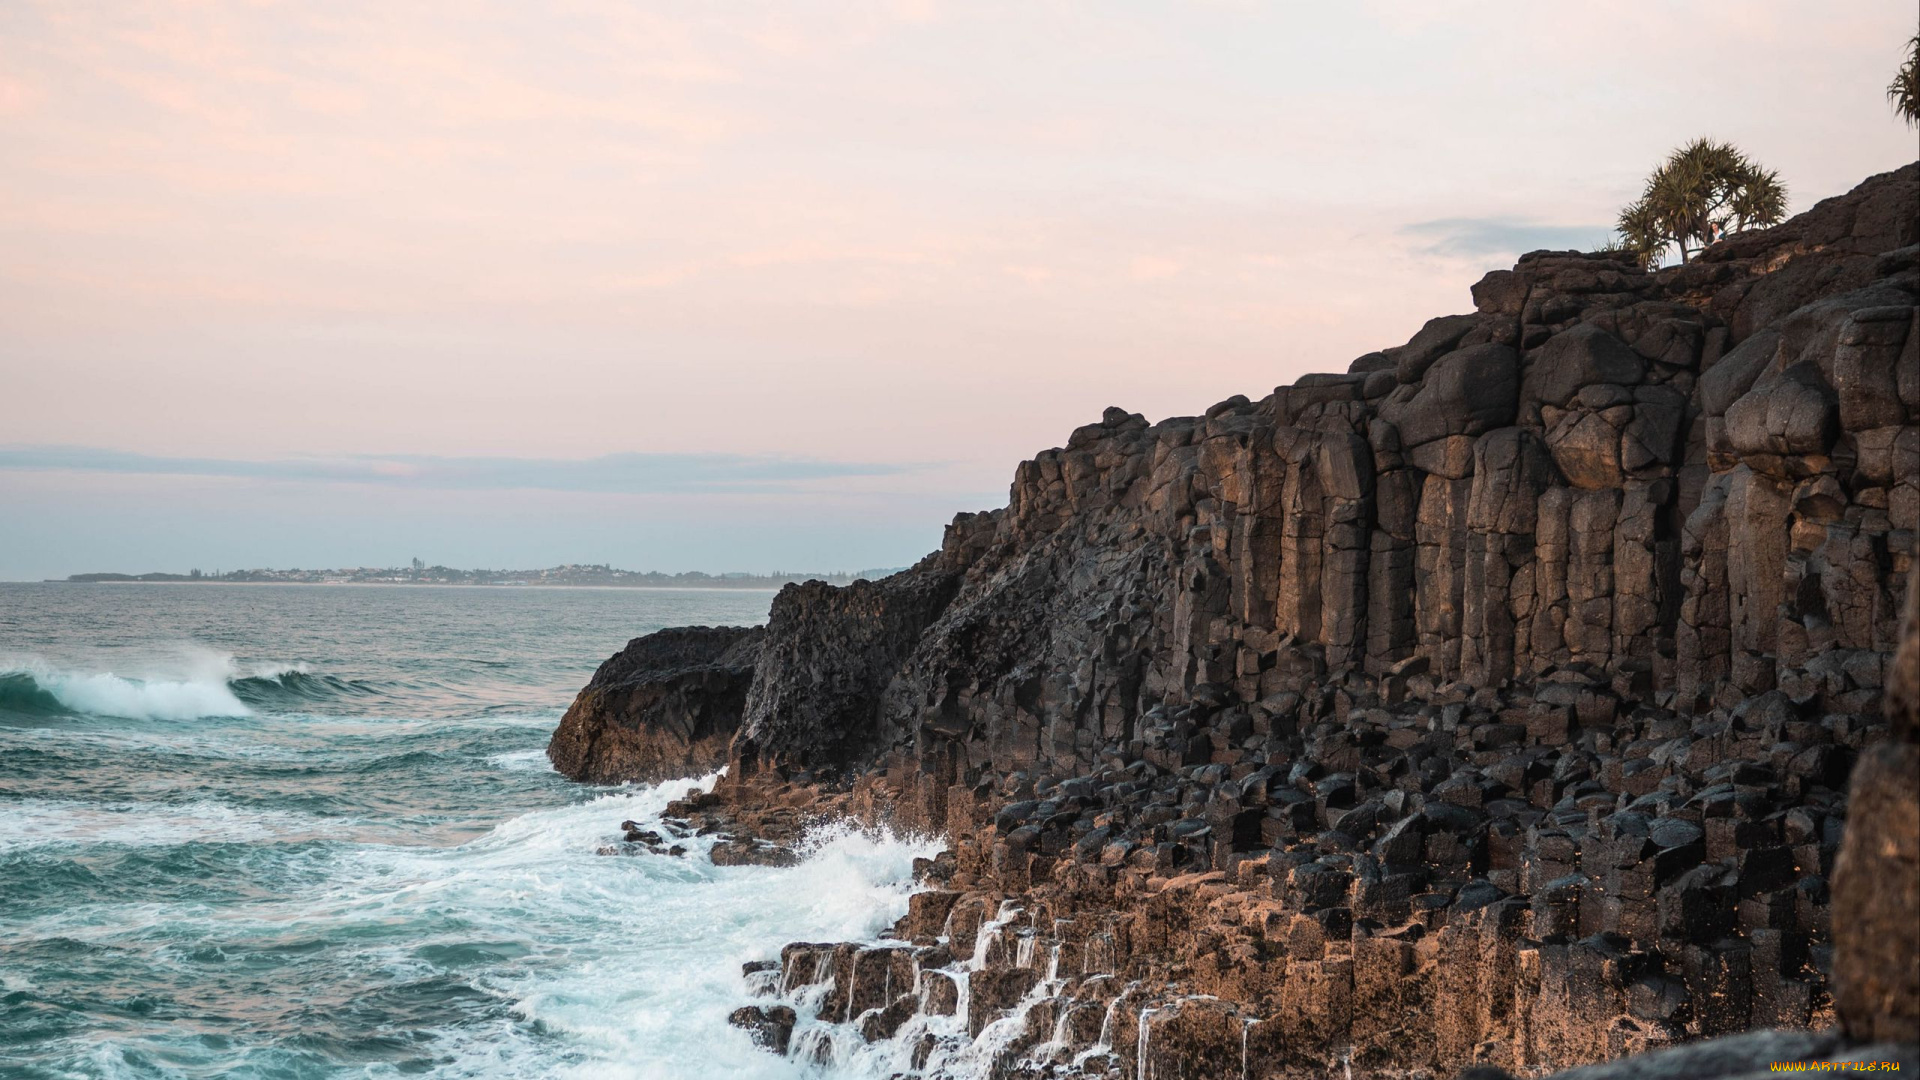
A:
229,669,375,708
0,654,362,721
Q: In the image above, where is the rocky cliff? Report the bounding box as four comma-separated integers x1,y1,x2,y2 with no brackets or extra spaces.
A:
551,163,1920,1078
547,625,763,785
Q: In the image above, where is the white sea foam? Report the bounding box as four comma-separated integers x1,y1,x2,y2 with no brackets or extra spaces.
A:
0,797,326,853
240,660,313,680
2,778,949,1079
300,773,941,1080
1,647,302,718
3,583,846,1078
487,747,557,773
2,657,252,719
0,646,340,721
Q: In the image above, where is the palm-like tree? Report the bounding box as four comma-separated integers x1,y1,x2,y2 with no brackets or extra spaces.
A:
1615,139,1787,268
1892,34,1920,126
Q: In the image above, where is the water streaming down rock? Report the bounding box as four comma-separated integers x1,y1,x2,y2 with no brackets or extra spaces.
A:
1137,1006,1157,1080
1015,932,1038,971
845,949,865,1023
1082,933,1117,978
567,165,1920,1078
1097,991,1125,1048
1043,994,1084,1058
750,901,1226,1079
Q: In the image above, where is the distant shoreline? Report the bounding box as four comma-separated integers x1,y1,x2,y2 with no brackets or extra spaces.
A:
40,564,906,589
26,579,788,591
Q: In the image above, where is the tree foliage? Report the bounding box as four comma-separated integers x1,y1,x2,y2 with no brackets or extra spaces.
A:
1893,34,1920,127
1614,139,1787,269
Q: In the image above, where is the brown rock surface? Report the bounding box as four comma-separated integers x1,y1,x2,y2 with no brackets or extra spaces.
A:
1831,574,1920,1044
557,165,1920,1077
546,625,762,784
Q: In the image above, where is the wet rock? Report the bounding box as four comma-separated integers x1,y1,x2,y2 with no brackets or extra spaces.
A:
708,838,801,867
727,1004,796,1054
897,889,962,943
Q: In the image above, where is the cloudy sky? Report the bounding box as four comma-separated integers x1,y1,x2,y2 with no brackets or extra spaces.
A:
2,1,1914,580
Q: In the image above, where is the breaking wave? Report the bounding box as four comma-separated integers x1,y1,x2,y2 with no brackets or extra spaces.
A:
0,655,368,721
230,668,378,708
1,582,813,1077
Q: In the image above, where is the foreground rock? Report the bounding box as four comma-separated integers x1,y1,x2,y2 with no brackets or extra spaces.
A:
547,625,762,784
561,164,1920,1078
1495,1030,1915,1080
1830,573,1920,1046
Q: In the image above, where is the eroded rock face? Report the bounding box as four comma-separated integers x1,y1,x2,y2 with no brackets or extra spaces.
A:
1831,574,1920,1045
557,164,1920,1077
734,569,964,777
546,625,763,784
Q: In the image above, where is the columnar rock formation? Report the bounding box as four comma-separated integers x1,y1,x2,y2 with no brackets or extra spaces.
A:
551,164,1920,1078
1830,572,1920,1046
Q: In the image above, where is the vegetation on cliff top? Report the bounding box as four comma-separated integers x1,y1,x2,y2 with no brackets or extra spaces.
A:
1891,33,1919,126
1614,138,1787,268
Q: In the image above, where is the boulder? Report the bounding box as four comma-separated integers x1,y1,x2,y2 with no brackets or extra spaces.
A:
1722,362,1838,470
1523,323,1647,416
734,567,961,774
728,1004,797,1054
546,625,763,784
1387,343,1521,448
1393,313,1480,384
1699,328,1779,417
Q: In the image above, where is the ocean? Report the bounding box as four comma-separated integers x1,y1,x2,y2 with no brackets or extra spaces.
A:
0,583,936,1080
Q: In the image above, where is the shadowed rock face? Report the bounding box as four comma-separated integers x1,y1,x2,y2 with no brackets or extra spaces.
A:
546,625,763,785
565,164,1920,1078
733,570,964,778
1832,573,1920,1045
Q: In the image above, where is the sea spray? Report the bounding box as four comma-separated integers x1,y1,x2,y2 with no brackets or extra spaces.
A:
2,582,864,1079
0,654,255,720
6,584,1043,1079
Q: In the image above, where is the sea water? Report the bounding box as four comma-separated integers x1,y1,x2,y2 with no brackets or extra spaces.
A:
0,583,937,1079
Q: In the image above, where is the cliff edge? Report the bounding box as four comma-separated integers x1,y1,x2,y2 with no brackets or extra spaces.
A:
551,163,1920,1078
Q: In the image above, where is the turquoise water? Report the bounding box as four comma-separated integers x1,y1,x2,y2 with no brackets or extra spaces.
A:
0,583,933,1079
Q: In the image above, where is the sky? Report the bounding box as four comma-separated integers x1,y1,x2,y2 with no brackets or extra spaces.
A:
2,1,1915,580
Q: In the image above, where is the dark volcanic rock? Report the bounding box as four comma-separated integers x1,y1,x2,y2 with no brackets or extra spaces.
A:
732,569,962,776
1522,323,1648,417
1522,1028,1844,1080
560,164,1920,1079
546,625,763,784
708,837,801,867
727,1004,796,1054
1831,574,1920,1044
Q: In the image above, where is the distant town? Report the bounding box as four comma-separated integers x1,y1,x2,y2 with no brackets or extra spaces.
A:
59,560,908,589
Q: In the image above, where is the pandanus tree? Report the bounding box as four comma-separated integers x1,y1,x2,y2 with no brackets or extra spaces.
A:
1892,34,1919,126
1614,139,1787,268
